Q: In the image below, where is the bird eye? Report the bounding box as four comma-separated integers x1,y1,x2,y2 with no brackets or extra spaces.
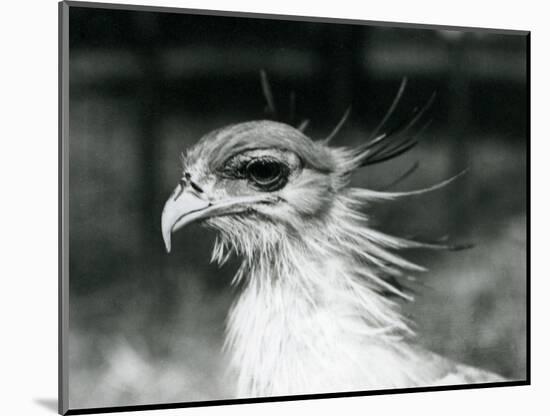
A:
245,159,288,191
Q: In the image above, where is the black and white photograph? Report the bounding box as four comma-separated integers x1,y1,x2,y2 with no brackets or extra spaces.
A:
59,1,528,414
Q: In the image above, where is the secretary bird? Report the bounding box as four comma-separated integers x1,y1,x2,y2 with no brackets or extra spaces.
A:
161,80,505,397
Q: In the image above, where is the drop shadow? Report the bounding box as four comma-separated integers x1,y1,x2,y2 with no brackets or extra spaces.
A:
34,398,58,413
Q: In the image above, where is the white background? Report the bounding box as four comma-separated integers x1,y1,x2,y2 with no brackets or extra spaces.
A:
0,0,545,415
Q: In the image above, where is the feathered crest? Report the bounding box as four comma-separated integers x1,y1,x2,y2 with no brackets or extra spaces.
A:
256,70,468,248
259,72,436,173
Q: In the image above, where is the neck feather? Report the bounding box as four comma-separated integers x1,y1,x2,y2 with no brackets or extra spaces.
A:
215,192,432,397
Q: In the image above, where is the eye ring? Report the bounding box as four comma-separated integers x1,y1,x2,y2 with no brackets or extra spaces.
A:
245,158,289,191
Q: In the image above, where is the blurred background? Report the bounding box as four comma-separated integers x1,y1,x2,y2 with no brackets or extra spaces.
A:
67,5,528,409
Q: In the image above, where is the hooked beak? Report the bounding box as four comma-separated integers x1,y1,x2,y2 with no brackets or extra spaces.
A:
161,179,280,254
161,183,211,253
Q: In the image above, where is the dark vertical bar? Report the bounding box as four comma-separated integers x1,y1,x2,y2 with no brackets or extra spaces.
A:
320,25,362,124
132,13,164,252
132,11,172,329
445,33,472,236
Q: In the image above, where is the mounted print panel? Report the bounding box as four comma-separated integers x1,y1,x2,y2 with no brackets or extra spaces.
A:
59,1,529,414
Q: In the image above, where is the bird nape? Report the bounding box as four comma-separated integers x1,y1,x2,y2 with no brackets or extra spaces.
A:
160,119,504,398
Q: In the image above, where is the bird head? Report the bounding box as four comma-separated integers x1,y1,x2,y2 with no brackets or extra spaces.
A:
161,120,352,255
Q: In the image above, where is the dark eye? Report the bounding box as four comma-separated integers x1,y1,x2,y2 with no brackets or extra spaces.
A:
245,159,289,191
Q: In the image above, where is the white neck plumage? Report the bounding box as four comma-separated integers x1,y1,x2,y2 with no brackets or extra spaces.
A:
213,192,437,397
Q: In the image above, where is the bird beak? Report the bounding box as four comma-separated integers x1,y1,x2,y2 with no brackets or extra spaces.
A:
161,184,211,253
162,180,279,254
